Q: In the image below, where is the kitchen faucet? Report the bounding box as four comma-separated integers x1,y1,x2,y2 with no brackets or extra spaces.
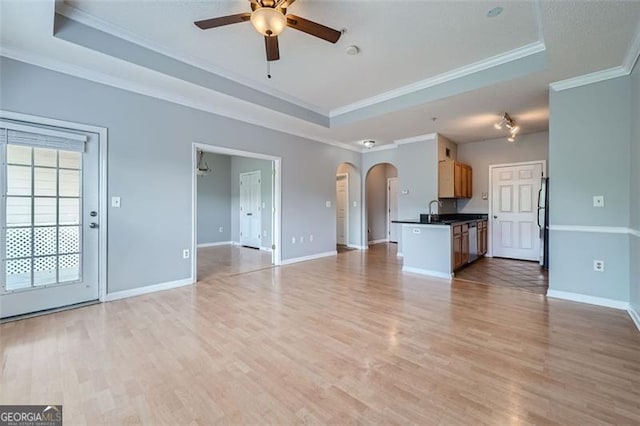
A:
428,199,442,222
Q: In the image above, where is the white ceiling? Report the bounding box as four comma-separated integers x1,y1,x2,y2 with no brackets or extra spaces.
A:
1,0,640,148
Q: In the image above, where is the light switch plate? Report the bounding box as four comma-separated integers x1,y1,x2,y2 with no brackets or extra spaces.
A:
401,189,409,195
593,260,604,272
593,195,604,207
482,192,488,200
326,201,332,208
353,201,357,207
111,196,121,208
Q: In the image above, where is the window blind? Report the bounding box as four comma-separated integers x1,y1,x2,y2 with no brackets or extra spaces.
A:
0,121,86,152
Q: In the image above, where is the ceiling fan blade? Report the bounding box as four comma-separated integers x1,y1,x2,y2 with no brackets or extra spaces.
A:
265,36,280,61
194,13,251,30
286,15,341,43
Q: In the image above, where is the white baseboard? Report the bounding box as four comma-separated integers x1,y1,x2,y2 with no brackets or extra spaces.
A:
346,244,366,250
105,278,194,302
260,247,273,253
402,266,452,280
628,305,640,332
368,239,388,245
397,252,404,258
281,251,337,265
197,241,231,248
546,290,629,310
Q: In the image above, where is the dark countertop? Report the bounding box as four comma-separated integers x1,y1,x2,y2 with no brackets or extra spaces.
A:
393,213,488,226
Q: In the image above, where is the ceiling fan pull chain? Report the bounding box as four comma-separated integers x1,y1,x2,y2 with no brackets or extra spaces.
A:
267,61,272,79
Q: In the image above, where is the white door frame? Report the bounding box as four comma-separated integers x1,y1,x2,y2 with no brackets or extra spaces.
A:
192,143,282,281
336,172,349,246
0,110,109,302
487,160,546,258
239,170,262,248
386,177,398,243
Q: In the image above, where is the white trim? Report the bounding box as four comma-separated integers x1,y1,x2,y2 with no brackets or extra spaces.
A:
0,119,87,142
55,3,328,117
330,41,546,117
630,228,640,238
105,278,193,302
239,170,262,248
550,66,628,91
395,133,437,145
402,266,453,280
362,143,398,153
628,306,640,333
0,46,360,154
280,251,337,265
549,225,634,235
260,247,273,253
346,244,366,250
336,172,349,246
368,239,389,245
192,143,282,288
622,22,640,72
197,241,232,248
546,290,629,310
386,177,398,243
0,110,109,303
397,252,404,258
487,160,546,258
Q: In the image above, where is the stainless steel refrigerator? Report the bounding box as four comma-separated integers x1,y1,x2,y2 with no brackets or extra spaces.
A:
538,177,549,269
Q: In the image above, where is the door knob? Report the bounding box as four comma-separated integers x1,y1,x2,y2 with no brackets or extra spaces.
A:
247,213,253,216
493,215,498,219
90,211,98,217
89,223,99,229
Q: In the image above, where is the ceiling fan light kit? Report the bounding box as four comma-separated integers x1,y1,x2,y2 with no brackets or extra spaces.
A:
194,0,342,66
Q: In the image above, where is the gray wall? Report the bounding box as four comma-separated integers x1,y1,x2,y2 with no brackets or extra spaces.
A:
197,153,231,245
366,164,396,242
456,131,549,213
0,58,361,293
336,163,362,247
230,156,273,249
630,59,640,313
549,76,631,302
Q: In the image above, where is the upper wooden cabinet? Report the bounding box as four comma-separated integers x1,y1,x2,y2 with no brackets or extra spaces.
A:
439,160,472,198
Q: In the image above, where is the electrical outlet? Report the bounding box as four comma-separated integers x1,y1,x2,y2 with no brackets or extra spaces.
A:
326,201,332,208
183,249,190,259
309,234,314,242
593,260,605,272
291,237,296,244
219,227,223,233
300,236,304,243
353,201,357,207
593,195,605,207
263,230,267,237
111,196,121,208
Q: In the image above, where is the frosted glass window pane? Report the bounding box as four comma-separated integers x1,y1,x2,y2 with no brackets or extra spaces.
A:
59,151,81,169
7,145,32,165
34,167,57,196
6,197,31,226
59,169,79,196
34,148,57,167
34,226,56,256
6,259,31,290
34,198,57,225
7,165,32,195
34,256,57,286
59,199,80,225
59,254,80,282
6,227,32,259
59,226,80,254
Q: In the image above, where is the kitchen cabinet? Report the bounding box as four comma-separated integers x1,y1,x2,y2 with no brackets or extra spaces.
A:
478,220,488,256
439,160,472,198
452,223,469,270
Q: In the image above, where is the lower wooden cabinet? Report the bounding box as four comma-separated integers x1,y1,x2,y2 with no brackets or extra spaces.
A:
452,220,487,271
477,220,488,256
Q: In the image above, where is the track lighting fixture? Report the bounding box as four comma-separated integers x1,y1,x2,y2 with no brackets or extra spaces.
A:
495,113,520,142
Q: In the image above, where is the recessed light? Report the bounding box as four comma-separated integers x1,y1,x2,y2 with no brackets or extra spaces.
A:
363,140,375,149
487,6,503,18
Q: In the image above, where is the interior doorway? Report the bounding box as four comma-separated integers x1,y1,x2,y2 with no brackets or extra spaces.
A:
365,163,398,247
192,144,281,282
335,162,361,252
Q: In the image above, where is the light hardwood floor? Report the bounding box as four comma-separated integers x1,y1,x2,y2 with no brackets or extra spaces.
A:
1,243,639,424
197,245,273,280
454,257,549,295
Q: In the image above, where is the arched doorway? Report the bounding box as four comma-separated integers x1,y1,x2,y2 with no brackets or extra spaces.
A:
336,162,361,251
365,163,398,246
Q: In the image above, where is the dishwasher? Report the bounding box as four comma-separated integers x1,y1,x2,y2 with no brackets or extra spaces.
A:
468,222,478,263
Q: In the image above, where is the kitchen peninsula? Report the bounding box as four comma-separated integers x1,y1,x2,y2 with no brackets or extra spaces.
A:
393,214,488,279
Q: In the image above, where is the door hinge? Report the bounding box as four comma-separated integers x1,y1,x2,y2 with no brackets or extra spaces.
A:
272,244,276,250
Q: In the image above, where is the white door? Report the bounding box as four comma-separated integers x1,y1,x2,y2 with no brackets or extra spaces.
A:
1,126,100,319
388,178,398,243
239,171,261,248
336,174,348,245
491,163,543,261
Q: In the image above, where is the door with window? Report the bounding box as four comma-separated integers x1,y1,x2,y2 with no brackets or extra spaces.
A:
1,125,100,319
239,171,261,248
491,162,543,261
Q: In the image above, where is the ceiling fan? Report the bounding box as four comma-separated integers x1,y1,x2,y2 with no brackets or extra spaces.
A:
194,0,342,62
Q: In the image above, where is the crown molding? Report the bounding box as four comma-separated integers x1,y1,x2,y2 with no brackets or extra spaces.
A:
549,66,628,92
395,132,437,145
623,22,640,72
55,3,329,117
0,46,361,153
329,41,546,118
362,143,397,154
